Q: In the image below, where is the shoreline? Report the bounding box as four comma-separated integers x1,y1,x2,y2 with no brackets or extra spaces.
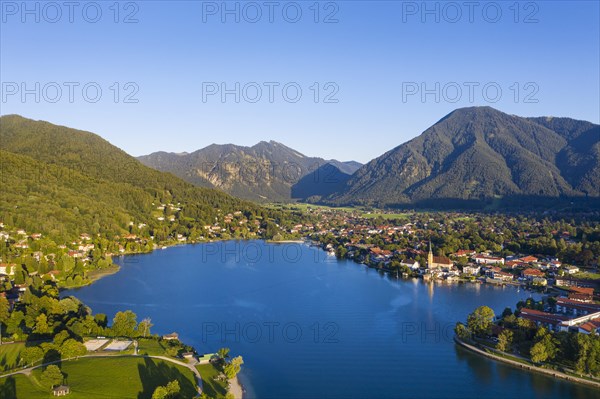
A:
454,336,600,389
229,376,244,399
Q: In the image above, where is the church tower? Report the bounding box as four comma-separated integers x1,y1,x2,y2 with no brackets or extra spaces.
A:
427,241,434,269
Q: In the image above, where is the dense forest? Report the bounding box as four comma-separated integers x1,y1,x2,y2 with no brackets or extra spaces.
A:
0,115,310,243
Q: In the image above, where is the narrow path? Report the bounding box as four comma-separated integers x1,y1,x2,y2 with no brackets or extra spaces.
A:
454,336,600,389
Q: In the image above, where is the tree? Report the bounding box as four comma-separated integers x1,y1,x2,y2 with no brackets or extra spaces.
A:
40,365,64,389
575,334,591,374
454,322,471,340
138,317,153,338
53,330,71,346
94,313,108,327
0,296,9,326
467,306,495,337
530,328,557,364
224,356,244,379
6,310,24,337
60,339,87,358
530,341,550,363
501,307,513,318
33,314,50,335
151,380,180,399
112,310,137,337
151,386,168,399
166,380,180,396
0,296,10,343
59,297,80,314
20,346,43,366
218,347,230,361
496,330,513,352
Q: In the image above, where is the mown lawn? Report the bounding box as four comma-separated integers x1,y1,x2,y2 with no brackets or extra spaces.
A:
0,356,197,399
196,363,228,399
0,343,25,372
136,339,167,356
0,374,47,398
574,271,600,280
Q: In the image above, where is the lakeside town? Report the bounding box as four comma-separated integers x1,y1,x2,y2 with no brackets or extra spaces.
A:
2,205,600,330
1,205,600,395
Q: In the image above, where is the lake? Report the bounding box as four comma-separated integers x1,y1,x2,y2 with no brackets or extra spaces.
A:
64,241,597,398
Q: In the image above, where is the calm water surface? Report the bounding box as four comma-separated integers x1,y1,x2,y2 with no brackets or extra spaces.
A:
65,241,597,398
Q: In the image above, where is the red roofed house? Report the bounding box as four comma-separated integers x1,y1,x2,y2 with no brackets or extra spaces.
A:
454,249,475,257
522,268,544,280
578,319,600,335
519,308,570,332
569,291,593,303
556,297,600,316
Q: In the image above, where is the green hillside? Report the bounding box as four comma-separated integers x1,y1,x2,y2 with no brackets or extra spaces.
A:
324,107,600,208
0,115,299,243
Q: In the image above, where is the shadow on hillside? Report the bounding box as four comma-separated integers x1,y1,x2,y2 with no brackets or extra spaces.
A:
332,195,600,213
136,357,196,399
406,195,600,212
0,376,16,399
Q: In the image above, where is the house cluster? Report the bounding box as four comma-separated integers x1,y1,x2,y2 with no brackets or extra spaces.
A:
454,251,589,289
307,209,596,290
519,288,600,335
62,233,100,260
0,224,44,250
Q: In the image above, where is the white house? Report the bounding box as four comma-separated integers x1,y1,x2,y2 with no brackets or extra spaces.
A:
400,259,420,270
474,254,505,265
564,265,579,274
462,265,481,276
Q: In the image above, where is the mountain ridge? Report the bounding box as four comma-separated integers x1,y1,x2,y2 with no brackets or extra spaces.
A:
138,141,362,202
322,106,599,208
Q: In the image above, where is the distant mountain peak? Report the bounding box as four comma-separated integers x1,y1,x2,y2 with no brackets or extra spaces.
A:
324,107,599,207
138,140,362,202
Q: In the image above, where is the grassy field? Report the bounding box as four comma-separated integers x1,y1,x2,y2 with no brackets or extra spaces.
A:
574,271,600,280
196,363,228,399
136,339,167,356
0,343,25,372
0,356,197,399
361,212,409,220
267,202,361,213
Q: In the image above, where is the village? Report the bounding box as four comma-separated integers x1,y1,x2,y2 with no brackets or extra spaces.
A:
4,204,599,330
292,207,600,336
1,206,600,346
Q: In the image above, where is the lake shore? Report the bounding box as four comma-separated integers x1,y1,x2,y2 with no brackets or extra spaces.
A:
454,336,600,389
230,376,244,399
87,264,121,283
64,240,591,398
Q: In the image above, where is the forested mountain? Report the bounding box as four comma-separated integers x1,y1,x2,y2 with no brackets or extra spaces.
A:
138,141,361,202
291,163,353,200
324,107,600,208
0,115,297,243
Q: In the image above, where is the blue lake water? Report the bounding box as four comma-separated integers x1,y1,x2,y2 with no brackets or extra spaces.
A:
64,241,598,398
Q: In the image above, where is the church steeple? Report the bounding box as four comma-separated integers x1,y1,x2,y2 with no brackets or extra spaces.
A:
427,240,433,269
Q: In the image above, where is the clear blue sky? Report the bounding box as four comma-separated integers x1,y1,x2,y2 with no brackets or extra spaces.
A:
1,1,599,163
